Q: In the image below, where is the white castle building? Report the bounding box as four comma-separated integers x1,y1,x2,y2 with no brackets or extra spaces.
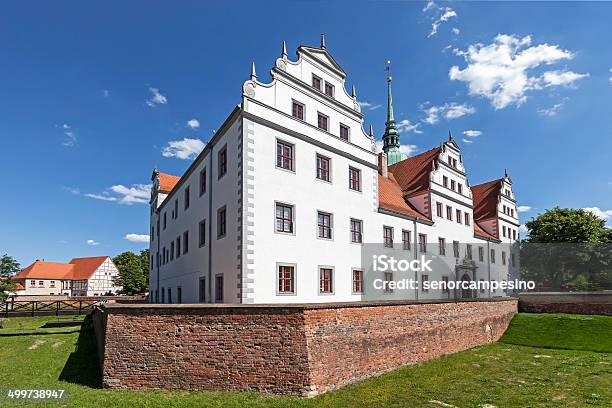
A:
148,36,520,304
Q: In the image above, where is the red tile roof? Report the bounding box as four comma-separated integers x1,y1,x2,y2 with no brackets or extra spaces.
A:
471,179,503,221
388,147,441,196
378,173,432,222
474,221,499,241
14,256,110,281
159,173,180,193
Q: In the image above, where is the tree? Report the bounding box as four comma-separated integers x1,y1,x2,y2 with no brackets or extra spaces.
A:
0,254,20,302
112,251,150,295
521,208,612,290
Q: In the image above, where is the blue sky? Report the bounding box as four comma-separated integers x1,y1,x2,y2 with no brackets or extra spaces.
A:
1,1,611,267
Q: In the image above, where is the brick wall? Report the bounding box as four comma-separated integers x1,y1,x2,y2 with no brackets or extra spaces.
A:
519,292,612,315
95,298,517,396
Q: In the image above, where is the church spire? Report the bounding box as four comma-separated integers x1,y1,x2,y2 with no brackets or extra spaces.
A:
382,61,402,166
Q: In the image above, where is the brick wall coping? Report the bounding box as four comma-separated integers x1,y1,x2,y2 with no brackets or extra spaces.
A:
99,297,517,314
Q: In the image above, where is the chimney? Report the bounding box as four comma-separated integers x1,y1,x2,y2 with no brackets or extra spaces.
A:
378,152,388,178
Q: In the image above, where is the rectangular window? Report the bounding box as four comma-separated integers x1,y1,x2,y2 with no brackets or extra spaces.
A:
317,211,332,239
183,230,189,254
174,199,178,219
30,280,36,287
199,219,206,247
384,272,393,293
324,82,334,97
317,112,329,131
383,226,393,248
215,275,223,302
312,75,321,91
422,274,429,293
217,206,227,238
199,168,206,196
340,124,350,141
161,287,165,303
198,277,206,302
349,167,361,191
163,212,167,229
446,205,453,221
502,251,507,265
176,236,181,258
456,209,462,224
218,145,227,178
453,241,460,258
464,212,471,226
168,288,172,304
276,140,294,171
352,270,364,294
350,219,363,243
319,268,333,294
438,237,446,255
442,276,449,293
50,280,55,288
491,249,496,264
419,233,427,253
184,187,190,210
177,287,182,304
502,225,506,237
467,244,473,260
458,184,463,195
451,180,456,191
513,229,517,240
275,203,294,233
443,176,448,187
278,265,295,294
170,242,175,261
316,154,330,181
436,202,443,217
292,101,304,120
479,246,484,262
402,230,411,250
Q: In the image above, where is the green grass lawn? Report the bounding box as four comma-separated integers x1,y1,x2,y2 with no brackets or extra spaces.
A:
0,313,610,407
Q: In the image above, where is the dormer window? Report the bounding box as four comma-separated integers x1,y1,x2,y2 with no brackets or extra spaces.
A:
324,82,334,98
312,75,322,91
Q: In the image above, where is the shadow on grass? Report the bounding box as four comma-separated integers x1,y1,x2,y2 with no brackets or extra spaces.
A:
59,316,101,388
0,329,82,337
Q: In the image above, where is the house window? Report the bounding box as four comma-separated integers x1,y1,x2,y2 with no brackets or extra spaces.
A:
276,140,294,171
292,101,304,120
275,203,294,233
383,272,393,293
199,168,206,196
198,277,206,302
30,280,35,287
453,241,460,258
451,180,456,191
168,288,172,304
502,251,507,265
218,145,227,178
278,265,295,294
340,124,350,141
161,287,165,303
316,154,330,181
442,276,449,293
502,225,506,238
491,249,496,264
317,211,332,239
324,82,334,97
402,230,411,250
217,206,227,238
350,219,363,243
184,187,190,210
436,202,443,217
352,270,364,294
443,176,448,187
199,219,206,247
312,75,321,91
456,209,462,224
177,287,182,304
458,184,463,195
419,233,427,253
438,238,446,255
513,229,517,240
383,226,393,248
170,242,175,261
349,167,361,191
422,274,429,293
174,199,178,219
183,231,189,254
446,205,453,221
464,213,471,226
317,112,329,131
215,275,223,302
319,268,333,294
163,212,167,229
467,244,473,260
50,281,55,288
176,236,181,258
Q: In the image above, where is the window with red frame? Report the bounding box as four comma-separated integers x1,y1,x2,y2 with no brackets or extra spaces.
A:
464,212,471,226
317,112,328,131
456,209,462,224
276,141,293,171
324,82,334,97
340,124,349,141
402,229,411,250
453,240,460,258
419,233,427,253
349,167,361,191
312,75,321,91
352,270,363,293
319,268,333,293
384,226,394,248
275,203,294,233
439,237,446,255
443,176,448,187
350,219,363,243
446,205,453,221
218,146,227,178
436,202,443,217
292,101,304,120
316,154,330,181
278,265,294,294
317,211,332,239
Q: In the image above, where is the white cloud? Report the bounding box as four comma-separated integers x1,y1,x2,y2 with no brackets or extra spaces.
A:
517,206,532,213
86,239,100,246
186,119,200,129
375,140,419,158
146,87,167,107
421,103,475,124
583,207,612,221
125,234,150,243
609,68,612,84
422,0,436,12
461,138,473,144
519,224,529,235
59,123,77,147
537,102,564,117
462,130,482,137
452,27,460,35
449,34,589,109
85,184,151,205
62,186,80,195
162,138,205,160
357,101,382,110
397,119,423,134
102,89,110,98
428,8,457,38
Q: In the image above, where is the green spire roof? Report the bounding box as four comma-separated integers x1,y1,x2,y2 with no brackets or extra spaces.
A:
382,70,402,166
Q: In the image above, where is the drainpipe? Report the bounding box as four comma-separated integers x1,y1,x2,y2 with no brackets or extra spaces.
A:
487,240,491,298
207,152,213,303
